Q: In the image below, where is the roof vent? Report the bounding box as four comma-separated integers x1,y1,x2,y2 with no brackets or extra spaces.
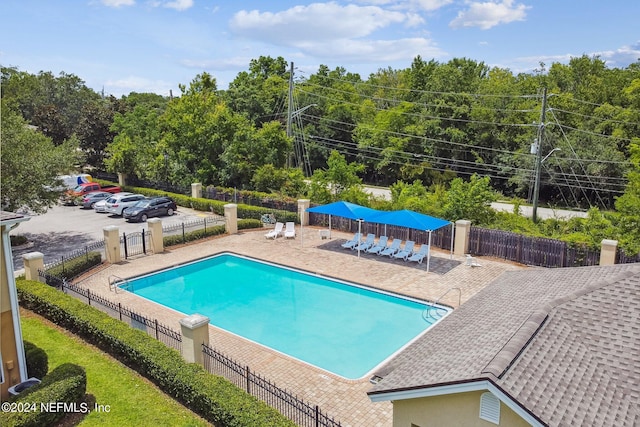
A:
479,392,500,425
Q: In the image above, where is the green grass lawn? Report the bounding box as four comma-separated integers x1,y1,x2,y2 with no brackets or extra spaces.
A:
20,311,210,427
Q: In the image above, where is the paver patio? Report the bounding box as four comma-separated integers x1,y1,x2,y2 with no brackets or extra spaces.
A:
73,226,525,427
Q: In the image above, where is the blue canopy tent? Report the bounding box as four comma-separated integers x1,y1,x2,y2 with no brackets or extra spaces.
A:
369,209,453,272
306,201,380,257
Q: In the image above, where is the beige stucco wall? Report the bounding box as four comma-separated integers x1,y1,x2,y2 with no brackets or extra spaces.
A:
393,391,531,427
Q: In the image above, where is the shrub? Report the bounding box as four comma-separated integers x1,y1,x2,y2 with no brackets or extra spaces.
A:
1,363,86,427
163,225,226,247
237,219,262,230
46,252,102,281
16,279,295,427
24,341,48,379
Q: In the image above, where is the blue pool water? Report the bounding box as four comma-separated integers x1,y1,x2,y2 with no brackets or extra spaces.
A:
123,253,448,379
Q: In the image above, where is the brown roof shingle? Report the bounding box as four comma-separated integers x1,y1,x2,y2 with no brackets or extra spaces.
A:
369,264,640,426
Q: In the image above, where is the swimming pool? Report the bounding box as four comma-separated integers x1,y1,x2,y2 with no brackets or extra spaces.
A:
121,253,449,379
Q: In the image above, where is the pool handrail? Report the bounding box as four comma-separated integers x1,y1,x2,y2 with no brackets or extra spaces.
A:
108,275,132,293
423,287,461,321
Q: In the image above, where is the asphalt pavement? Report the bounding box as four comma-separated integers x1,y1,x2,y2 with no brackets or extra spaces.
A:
10,203,220,270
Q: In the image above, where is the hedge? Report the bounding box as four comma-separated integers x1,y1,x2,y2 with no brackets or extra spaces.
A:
46,252,102,281
16,279,295,427
115,184,299,223
163,219,264,247
24,341,48,380
1,363,86,427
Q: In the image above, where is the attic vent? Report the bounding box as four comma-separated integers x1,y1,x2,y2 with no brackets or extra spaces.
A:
479,392,500,425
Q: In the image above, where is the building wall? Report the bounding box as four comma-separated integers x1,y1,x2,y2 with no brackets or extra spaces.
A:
1,227,20,399
392,391,532,427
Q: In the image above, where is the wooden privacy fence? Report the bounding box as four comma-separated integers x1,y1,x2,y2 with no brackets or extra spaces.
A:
468,227,601,267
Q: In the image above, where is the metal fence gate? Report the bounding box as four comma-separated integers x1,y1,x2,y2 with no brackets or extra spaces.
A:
120,230,151,259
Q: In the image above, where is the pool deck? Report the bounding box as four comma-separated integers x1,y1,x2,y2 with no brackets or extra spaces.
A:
74,227,526,427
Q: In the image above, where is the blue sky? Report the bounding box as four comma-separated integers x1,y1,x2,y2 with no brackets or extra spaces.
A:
2,0,639,97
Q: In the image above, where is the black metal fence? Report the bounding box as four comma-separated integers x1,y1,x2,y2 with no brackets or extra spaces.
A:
38,270,183,351
162,215,225,236
120,230,151,259
202,344,342,427
43,240,106,271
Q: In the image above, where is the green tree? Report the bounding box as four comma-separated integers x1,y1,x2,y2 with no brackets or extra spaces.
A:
442,174,497,224
308,150,365,203
1,105,81,212
615,141,640,253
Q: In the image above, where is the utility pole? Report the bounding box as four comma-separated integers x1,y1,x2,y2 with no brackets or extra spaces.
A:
286,61,294,168
532,87,548,223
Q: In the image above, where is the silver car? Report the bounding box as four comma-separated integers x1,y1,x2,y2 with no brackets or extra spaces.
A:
78,191,112,209
104,193,146,216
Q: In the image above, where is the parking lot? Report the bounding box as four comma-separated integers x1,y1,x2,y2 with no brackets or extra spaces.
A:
10,203,222,270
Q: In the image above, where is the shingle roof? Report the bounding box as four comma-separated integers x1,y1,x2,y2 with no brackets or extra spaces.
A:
368,264,640,427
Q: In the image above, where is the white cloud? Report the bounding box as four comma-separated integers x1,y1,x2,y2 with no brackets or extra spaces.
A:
181,56,253,71
163,0,193,11
101,0,135,7
230,3,406,44
450,0,529,30
349,0,453,11
301,37,446,63
594,41,640,67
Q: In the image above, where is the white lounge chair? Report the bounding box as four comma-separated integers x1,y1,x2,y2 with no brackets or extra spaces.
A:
466,254,482,267
407,245,430,264
354,233,375,251
341,232,363,249
284,222,296,239
366,236,388,254
265,222,284,239
392,241,415,260
379,239,401,257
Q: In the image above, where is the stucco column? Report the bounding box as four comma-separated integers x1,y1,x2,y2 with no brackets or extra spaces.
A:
191,183,202,199
147,219,164,253
179,314,210,365
600,239,618,266
454,220,471,256
22,252,45,283
224,204,238,234
298,199,310,226
117,173,127,186
103,226,121,264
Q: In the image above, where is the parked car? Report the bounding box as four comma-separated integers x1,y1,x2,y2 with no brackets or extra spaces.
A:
104,193,146,216
94,192,131,213
78,191,112,209
123,197,177,222
62,182,122,204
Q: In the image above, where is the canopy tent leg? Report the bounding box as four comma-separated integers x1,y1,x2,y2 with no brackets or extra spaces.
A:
426,230,433,273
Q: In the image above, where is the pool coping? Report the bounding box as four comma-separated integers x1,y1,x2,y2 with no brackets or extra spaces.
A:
115,250,454,381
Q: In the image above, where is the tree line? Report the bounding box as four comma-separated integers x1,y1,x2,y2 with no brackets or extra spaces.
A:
1,54,639,253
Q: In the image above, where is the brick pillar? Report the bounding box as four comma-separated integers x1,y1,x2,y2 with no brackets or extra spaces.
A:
600,239,618,266
147,218,164,253
179,314,210,365
454,220,471,256
298,199,310,226
224,204,238,234
22,252,45,283
191,183,202,199
103,225,121,263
